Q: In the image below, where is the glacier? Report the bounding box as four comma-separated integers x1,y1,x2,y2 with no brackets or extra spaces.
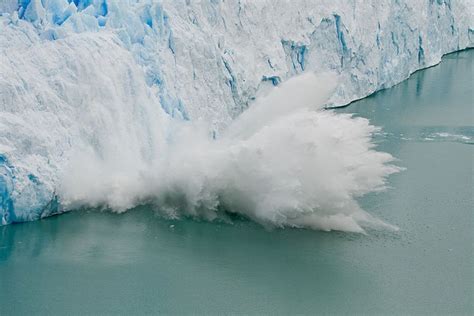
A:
0,0,472,229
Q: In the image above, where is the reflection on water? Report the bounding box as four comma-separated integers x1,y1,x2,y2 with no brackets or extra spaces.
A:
1,50,472,315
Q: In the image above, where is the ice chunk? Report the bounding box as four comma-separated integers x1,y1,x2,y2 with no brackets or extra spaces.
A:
23,0,45,24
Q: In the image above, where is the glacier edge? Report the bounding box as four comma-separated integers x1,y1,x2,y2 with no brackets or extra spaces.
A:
0,0,472,226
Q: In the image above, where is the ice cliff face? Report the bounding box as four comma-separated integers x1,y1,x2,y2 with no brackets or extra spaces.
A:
0,0,472,226
3,0,472,128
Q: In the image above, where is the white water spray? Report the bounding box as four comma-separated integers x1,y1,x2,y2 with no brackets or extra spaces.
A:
59,72,400,233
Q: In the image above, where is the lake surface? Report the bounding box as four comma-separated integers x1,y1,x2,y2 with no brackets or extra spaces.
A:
1,50,472,315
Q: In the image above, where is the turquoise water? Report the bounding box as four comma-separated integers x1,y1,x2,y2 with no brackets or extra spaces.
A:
1,50,472,315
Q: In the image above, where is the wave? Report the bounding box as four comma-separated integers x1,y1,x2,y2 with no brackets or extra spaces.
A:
58,72,401,233
395,129,474,145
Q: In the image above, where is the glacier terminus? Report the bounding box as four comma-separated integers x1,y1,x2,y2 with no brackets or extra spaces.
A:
0,0,472,227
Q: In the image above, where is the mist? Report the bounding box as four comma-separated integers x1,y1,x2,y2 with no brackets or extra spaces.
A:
59,72,401,233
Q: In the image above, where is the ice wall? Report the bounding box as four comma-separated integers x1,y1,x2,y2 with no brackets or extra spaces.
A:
2,0,472,128
0,0,472,226
0,28,169,223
